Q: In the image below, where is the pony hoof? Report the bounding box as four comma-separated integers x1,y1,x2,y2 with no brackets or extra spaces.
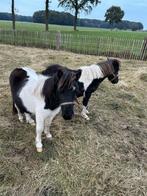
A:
46,133,52,139
85,110,89,114
30,121,35,126
19,118,23,123
37,147,43,152
85,116,90,120
81,113,90,120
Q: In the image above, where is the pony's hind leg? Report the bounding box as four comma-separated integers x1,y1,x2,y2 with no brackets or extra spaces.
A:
44,117,53,139
14,104,24,122
25,113,35,126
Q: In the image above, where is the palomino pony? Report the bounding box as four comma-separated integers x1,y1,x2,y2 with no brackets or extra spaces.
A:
42,58,120,120
9,67,81,152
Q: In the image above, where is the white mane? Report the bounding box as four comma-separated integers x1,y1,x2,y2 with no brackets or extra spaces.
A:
79,64,104,90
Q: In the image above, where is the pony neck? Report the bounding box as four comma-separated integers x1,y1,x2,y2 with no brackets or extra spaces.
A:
80,64,104,81
98,61,114,77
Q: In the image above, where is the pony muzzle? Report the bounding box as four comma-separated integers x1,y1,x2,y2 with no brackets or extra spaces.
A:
61,102,75,120
109,74,119,83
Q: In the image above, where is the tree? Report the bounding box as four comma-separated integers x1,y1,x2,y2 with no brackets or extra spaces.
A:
105,6,124,28
12,0,15,30
45,0,50,31
33,10,74,26
58,0,101,31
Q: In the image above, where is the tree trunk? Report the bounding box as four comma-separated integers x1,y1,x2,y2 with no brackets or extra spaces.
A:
73,9,78,31
45,0,49,31
12,0,15,30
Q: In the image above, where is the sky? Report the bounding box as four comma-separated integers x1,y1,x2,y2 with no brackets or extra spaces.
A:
0,0,147,29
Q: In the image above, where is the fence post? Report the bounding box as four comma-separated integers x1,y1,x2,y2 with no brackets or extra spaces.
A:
56,31,61,50
141,37,147,60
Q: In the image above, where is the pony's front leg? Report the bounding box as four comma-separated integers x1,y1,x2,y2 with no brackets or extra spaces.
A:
35,114,44,152
81,107,90,120
81,92,92,120
44,108,60,139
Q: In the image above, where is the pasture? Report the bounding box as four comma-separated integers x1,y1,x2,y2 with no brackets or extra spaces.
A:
0,20,146,40
0,44,147,196
1,21,147,61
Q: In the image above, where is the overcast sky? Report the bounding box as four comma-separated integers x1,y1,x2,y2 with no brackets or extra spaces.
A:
0,0,147,29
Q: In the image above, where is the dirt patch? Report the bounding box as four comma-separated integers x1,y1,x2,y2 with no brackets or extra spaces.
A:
0,44,147,196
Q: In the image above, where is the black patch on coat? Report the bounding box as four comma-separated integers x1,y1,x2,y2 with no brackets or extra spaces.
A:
9,68,30,114
42,75,60,110
83,78,105,107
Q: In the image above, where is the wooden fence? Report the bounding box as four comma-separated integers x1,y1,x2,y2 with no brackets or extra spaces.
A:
0,29,147,60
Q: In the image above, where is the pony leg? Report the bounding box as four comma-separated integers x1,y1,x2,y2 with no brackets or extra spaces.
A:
81,109,90,120
44,108,60,139
15,104,24,122
81,92,92,120
81,106,90,120
25,113,35,126
35,114,44,152
44,117,53,139
82,106,89,114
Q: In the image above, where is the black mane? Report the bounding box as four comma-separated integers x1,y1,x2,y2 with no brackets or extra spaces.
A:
42,69,78,110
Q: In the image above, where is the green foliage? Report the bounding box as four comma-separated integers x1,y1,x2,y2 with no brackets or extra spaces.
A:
58,0,100,14
58,0,101,30
0,12,32,22
105,6,124,25
33,10,74,26
0,11,144,30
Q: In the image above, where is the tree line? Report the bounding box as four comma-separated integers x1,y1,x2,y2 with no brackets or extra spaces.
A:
0,12,32,22
8,0,100,31
0,11,143,31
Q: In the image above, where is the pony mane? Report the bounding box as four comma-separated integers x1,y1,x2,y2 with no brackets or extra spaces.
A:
58,70,76,91
98,59,120,77
41,70,77,110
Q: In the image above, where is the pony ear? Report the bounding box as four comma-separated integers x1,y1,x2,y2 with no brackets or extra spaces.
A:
75,69,81,80
112,59,120,72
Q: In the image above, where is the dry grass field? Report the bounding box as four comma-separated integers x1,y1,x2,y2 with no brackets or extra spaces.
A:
0,44,147,196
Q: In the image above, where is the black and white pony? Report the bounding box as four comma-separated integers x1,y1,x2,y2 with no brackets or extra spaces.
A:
42,58,120,120
9,67,81,152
